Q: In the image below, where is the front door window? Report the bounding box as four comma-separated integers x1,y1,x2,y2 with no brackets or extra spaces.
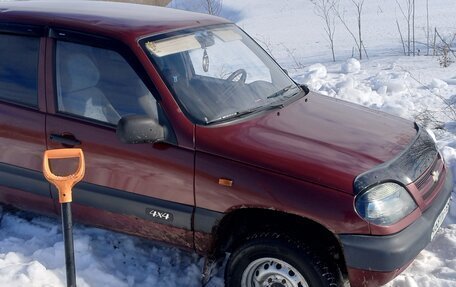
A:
55,41,160,125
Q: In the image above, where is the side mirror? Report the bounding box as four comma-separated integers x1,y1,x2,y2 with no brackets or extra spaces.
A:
300,84,310,95
116,115,165,144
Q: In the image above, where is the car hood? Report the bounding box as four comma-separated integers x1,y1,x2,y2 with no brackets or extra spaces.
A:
195,92,417,193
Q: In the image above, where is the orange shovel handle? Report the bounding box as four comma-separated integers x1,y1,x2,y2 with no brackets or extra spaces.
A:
43,148,85,203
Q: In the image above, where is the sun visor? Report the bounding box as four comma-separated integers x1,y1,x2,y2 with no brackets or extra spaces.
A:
145,28,242,57
145,34,200,57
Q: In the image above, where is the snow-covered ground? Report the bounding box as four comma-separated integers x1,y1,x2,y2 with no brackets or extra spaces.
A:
0,210,210,287
1,0,456,286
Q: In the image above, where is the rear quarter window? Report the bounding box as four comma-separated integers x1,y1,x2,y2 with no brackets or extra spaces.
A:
0,34,39,107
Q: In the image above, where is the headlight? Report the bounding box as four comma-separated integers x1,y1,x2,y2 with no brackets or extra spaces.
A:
355,182,417,226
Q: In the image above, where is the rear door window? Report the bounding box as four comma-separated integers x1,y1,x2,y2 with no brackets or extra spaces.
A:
0,34,40,107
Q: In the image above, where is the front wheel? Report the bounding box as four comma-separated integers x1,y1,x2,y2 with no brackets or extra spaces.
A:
225,233,342,287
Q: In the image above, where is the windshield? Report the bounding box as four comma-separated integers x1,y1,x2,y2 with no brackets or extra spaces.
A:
143,24,299,124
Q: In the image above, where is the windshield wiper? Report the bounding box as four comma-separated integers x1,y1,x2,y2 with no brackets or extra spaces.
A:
206,103,284,125
205,85,301,125
267,84,298,99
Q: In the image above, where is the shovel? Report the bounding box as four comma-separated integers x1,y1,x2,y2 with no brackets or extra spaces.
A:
43,148,85,287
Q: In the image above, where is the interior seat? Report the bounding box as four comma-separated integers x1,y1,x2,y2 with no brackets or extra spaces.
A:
58,53,121,125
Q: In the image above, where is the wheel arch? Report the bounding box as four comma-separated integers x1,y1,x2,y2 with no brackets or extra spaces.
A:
212,208,347,276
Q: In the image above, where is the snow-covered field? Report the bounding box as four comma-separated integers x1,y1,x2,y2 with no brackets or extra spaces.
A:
1,0,456,286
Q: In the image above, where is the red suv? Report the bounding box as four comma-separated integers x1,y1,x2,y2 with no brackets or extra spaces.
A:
0,2,452,287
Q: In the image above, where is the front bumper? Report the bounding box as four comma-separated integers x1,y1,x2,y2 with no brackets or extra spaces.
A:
340,170,452,286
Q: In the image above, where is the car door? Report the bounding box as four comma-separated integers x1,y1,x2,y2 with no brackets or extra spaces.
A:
44,31,195,249
0,25,55,215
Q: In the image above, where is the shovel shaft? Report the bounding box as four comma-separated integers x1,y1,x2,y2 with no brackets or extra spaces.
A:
62,203,76,287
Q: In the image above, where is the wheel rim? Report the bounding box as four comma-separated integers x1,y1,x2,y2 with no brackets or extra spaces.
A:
241,257,309,287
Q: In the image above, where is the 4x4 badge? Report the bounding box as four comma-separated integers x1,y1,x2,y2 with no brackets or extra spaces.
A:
432,170,440,183
146,208,173,222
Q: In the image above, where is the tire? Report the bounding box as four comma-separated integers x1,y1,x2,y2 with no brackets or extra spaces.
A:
225,232,342,287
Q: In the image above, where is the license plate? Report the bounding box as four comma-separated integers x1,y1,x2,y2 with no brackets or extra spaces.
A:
431,198,451,240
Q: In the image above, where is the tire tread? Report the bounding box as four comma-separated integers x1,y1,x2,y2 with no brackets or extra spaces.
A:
225,231,343,287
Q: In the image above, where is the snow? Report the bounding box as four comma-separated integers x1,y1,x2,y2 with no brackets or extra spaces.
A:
1,0,456,286
0,211,211,287
341,58,361,74
432,78,450,89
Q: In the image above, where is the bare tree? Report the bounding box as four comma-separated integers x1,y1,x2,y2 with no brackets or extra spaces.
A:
412,0,415,56
435,30,456,67
353,0,367,59
280,43,305,70
426,0,430,55
433,27,437,56
255,35,277,59
310,0,339,62
201,0,223,16
396,19,407,55
395,0,414,56
334,0,367,60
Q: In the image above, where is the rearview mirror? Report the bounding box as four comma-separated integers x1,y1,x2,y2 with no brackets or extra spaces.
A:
116,115,165,144
195,31,215,48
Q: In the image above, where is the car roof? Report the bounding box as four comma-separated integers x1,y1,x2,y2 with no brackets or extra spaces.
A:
0,1,230,40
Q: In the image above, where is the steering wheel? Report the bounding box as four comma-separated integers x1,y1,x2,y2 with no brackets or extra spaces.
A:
214,69,248,108
226,69,247,83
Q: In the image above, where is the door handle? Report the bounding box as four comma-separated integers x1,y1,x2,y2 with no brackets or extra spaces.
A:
49,134,81,146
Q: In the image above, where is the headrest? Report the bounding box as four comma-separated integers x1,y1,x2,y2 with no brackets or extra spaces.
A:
62,53,100,93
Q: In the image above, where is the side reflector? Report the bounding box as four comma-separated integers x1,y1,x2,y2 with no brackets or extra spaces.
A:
218,178,233,187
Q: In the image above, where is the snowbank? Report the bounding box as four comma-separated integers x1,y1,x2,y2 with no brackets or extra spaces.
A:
431,78,449,89
0,212,213,287
341,58,361,74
